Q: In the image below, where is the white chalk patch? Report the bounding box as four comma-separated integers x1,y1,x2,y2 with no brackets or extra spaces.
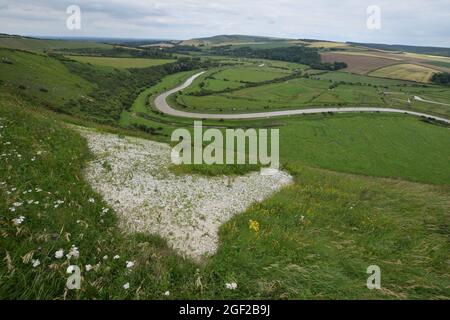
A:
76,127,292,260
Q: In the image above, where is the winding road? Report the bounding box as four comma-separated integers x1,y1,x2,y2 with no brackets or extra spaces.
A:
154,72,450,124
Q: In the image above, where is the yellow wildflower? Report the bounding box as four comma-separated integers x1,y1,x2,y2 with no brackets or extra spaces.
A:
249,220,260,233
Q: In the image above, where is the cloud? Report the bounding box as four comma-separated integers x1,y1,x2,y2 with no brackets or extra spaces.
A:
0,0,448,46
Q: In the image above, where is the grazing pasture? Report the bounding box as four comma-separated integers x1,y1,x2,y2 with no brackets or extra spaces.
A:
314,71,411,86
212,66,291,82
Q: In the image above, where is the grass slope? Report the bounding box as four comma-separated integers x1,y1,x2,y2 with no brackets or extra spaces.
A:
0,35,112,52
0,48,93,107
1,95,449,299
280,114,450,185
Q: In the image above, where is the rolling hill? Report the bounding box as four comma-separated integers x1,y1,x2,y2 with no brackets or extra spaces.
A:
181,34,288,46
0,34,113,52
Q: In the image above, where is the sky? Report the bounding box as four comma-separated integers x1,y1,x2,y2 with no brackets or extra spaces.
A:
1,0,449,47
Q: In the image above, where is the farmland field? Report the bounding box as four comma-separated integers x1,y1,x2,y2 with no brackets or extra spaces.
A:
314,71,412,85
369,63,437,83
321,52,400,74
307,41,350,48
212,66,291,82
65,55,176,69
172,66,448,116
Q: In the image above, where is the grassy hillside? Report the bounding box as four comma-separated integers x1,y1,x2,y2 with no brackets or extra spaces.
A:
181,35,286,46
0,93,198,299
0,48,93,106
0,47,210,124
1,94,449,299
0,35,112,52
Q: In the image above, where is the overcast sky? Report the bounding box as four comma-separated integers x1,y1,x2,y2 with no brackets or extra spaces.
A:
1,0,449,47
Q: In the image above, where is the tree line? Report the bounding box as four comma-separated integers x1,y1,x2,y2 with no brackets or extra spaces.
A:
431,73,450,86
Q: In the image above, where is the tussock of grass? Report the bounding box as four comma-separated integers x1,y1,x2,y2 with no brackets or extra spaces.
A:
170,163,261,176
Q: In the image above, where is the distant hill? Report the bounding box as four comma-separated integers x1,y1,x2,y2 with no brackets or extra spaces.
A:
348,42,450,58
181,34,287,46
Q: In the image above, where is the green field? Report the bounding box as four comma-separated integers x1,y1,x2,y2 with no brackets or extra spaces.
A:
315,71,412,86
176,77,386,112
212,66,291,82
170,64,450,118
279,114,450,185
66,56,176,69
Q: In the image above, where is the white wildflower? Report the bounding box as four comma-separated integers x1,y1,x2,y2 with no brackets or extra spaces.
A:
66,245,80,260
88,198,95,203
32,259,40,268
55,249,64,259
12,216,25,225
126,261,135,269
103,255,108,260
123,283,130,290
113,255,120,260
164,291,170,296
225,282,238,290
85,264,93,272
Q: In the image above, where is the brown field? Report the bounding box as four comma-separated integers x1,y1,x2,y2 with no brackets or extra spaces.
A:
330,50,450,73
321,52,400,74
